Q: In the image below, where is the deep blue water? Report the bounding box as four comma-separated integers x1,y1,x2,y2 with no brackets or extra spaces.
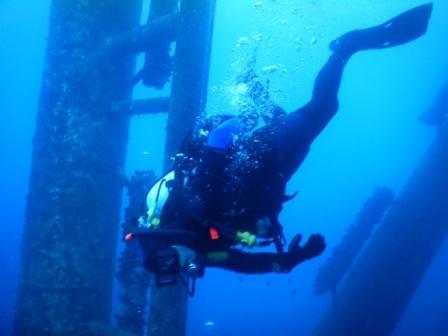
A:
1,1,448,335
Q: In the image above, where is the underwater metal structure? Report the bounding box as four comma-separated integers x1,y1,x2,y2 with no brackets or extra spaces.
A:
420,80,448,126
114,1,178,334
14,0,183,333
148,1,217,336
138,0,178,89
116,171,156,335
162,0,216,169
315,123,448,335
14,1,144,334
314,187,394,296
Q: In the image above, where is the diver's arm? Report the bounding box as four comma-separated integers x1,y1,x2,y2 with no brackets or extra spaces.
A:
206,234,325,274
206,249,301,274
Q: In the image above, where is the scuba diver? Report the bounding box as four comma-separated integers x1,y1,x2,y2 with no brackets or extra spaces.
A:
127,3,433,293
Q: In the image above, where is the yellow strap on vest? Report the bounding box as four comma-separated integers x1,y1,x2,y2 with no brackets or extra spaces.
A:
235,231,256,247
150,217,160,228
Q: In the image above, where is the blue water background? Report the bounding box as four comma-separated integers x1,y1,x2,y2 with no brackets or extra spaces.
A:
1,1,448,335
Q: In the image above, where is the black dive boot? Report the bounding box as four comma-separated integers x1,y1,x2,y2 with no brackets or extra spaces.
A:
330,3,433,54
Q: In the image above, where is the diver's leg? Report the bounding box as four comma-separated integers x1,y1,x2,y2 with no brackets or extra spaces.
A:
285,3,433,143
286,51,348,142
331,3,433,53
251,46,370,180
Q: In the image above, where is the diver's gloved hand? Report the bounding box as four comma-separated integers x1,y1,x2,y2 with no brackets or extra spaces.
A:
280,234,326,272
290,233,326,260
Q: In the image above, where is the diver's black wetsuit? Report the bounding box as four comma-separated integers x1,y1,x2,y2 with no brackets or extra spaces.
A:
142,3,433,275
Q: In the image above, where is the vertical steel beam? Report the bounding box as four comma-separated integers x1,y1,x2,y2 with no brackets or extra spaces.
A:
14,1,142,334
148,1,216,336
315,125,448,336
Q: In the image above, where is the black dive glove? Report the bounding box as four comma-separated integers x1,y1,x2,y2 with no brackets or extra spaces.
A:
277,234,326,272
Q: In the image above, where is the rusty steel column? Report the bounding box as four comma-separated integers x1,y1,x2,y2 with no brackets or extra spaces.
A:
315,124,448,336
148,1,216,336
14,0,142,334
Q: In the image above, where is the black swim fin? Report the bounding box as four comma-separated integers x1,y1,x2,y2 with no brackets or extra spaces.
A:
330,3,433,53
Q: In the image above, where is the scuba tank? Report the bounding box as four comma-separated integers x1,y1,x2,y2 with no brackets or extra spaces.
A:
138,171,175,229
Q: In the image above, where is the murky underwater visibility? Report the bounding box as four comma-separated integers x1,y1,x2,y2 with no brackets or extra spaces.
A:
1,0,448,335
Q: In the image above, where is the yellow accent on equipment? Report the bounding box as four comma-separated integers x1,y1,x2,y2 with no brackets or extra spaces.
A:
235,231,256,247
150,217,161,228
